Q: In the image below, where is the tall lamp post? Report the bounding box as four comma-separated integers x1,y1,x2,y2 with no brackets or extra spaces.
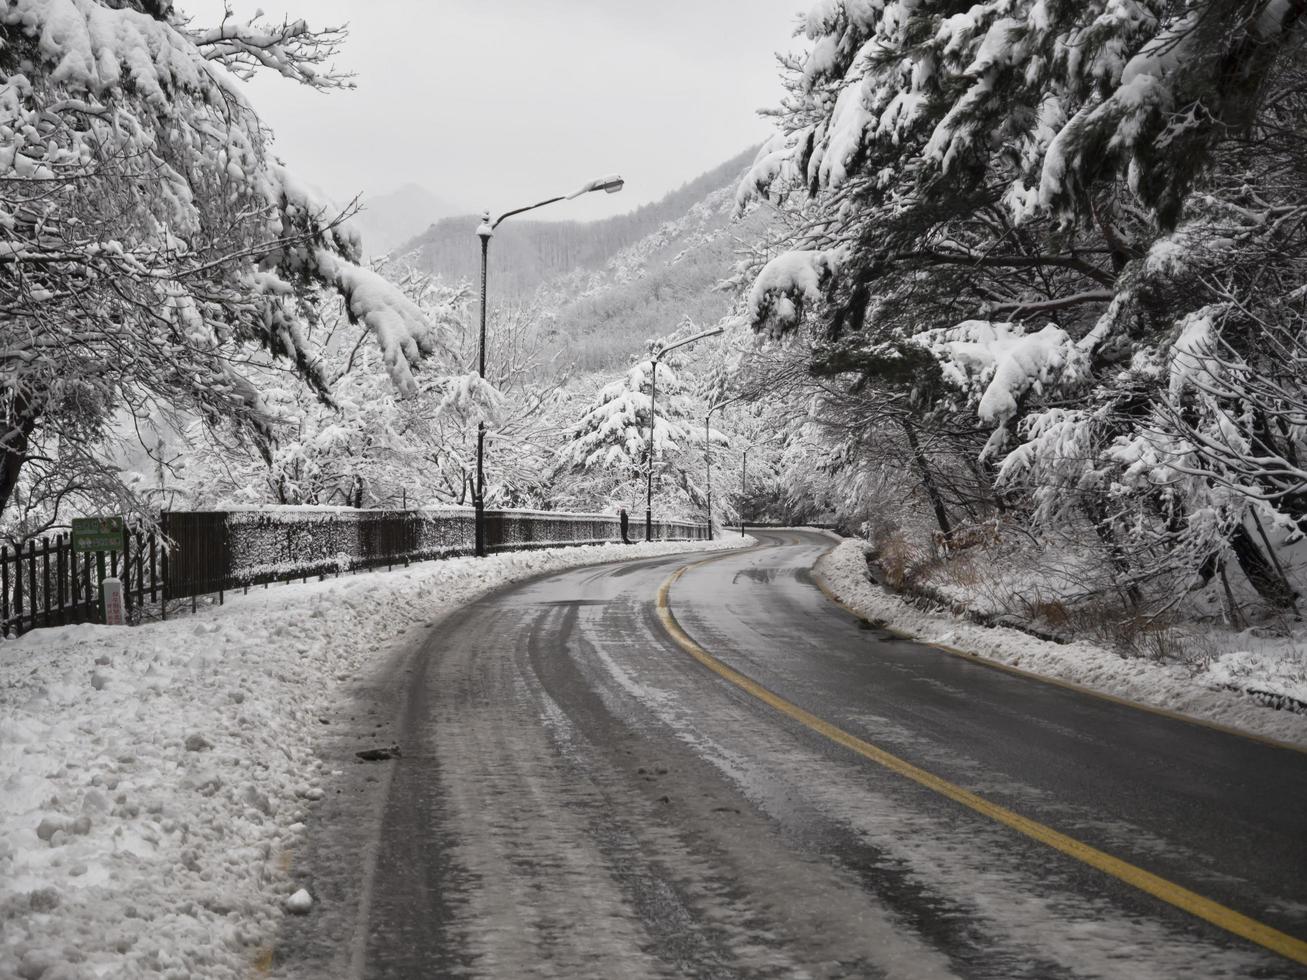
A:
474,174,624,556
644,326,724,541
704,394,744,541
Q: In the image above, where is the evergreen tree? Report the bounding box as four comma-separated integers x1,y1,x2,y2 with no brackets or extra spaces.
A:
740,0,1307,607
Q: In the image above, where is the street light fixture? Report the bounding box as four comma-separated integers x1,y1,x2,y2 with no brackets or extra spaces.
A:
705,394,745,541
644,325,724,541
474,174,624,556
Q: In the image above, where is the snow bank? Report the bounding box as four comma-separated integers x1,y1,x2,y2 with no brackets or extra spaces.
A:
0,536,747,980
815,539,1307,748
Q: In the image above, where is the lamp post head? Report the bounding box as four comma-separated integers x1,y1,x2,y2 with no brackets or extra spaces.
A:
567,174,626,200
656,324,725,362
476,210,493,241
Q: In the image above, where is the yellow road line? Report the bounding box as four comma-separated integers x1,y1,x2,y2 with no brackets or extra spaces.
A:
806,551,1307,758
655,559,1307,969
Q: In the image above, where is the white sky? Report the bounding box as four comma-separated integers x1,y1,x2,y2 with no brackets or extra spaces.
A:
186,0,805,221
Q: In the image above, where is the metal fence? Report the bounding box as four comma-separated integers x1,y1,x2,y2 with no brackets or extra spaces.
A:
0,530,162,634
0,507,708,636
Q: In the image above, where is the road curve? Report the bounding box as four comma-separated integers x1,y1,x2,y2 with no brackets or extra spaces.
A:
282,530,1307,979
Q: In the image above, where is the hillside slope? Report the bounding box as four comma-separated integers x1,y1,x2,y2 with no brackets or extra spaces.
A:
402,147,759,301
537,182,772,371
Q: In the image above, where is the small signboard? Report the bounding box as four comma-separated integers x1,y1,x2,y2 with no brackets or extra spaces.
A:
102,577,126,626
71,516,124,553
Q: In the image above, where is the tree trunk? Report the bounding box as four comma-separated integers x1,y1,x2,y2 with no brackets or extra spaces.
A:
903,420,952,542
0,393,39,519
1082,498,1142,608
1230,523,1296,609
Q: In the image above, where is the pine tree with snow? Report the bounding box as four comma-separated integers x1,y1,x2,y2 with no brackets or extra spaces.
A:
738,0,1307,608
554,344,731,521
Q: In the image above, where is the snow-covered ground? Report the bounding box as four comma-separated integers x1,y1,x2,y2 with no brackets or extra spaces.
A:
816,539,1307,749
0,537,747,980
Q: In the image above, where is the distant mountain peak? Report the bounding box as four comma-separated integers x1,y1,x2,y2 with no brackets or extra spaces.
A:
354,184,462,257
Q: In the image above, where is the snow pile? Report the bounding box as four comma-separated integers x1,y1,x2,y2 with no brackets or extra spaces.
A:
815,539,1307,748
1207,645,1307,710
0,536,746,979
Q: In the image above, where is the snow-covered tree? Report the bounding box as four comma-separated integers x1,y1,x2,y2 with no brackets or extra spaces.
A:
166,273,576,513
738,0,1307,609
0,1,439,533
554,337,736,521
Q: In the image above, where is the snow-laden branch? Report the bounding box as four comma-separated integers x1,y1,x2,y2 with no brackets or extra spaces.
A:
187,9,355,90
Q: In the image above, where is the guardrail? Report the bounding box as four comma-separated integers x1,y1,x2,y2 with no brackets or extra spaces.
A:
1,507,708,636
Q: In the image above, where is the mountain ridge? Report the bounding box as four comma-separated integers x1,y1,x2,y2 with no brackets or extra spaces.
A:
399,146,760,300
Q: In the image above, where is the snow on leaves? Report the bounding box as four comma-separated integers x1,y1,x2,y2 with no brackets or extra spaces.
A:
561,361,690,474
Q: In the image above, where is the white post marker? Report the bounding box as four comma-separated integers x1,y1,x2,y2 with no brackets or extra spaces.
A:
102,577,126,626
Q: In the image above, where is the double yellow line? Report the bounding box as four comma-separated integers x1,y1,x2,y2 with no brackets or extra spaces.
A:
656,557,1307,968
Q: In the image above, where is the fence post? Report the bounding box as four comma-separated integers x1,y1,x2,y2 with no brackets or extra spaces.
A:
160,535,168,621
148,530,157,604
56,537,66,626
121,531,133,618
132,529,144,613
81,550,92,622
40,538,50,629
12,545,22,634
1,545,8,635
27,541,37,630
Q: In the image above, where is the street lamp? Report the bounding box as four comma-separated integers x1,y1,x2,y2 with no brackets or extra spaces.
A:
644,326,724,541
705,394,745,541
474,174,624,556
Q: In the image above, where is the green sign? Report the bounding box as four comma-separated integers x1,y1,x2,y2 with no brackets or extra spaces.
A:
71,516,124,553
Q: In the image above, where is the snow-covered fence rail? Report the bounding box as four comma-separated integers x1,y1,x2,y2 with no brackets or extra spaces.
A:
166,506,706,604
0,506,711,637
0,507,706,635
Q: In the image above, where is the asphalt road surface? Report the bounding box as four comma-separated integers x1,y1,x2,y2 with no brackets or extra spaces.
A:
277,529,1307,979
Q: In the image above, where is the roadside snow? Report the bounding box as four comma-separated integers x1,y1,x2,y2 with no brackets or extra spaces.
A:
815,539,1307,749
0,536,745,980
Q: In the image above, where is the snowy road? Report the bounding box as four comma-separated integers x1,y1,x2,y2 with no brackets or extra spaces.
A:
276,529,1307,979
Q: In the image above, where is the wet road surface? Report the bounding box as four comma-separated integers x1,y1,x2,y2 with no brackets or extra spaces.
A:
278,530,1307,979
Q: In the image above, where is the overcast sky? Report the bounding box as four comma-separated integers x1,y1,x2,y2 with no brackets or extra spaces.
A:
187,0,804,221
